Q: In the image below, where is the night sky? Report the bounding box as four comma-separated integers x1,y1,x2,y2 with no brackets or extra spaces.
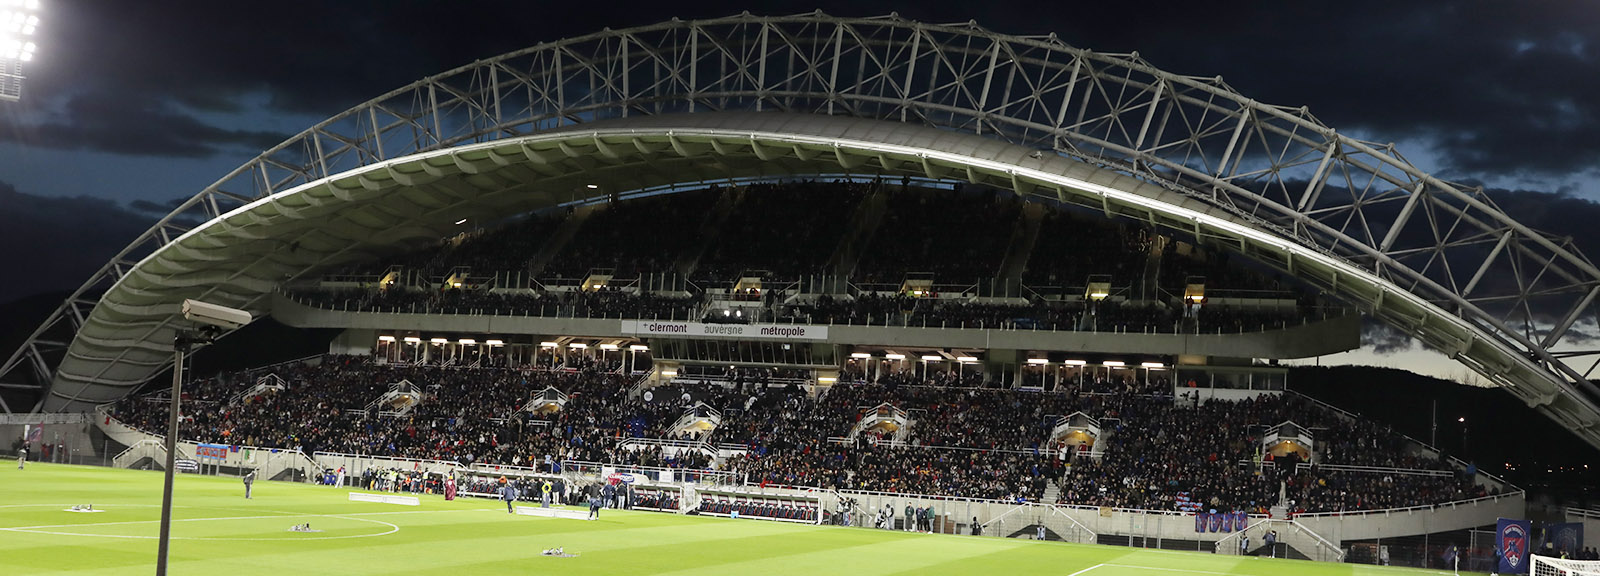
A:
8,1,1600,302
2,2,1600,473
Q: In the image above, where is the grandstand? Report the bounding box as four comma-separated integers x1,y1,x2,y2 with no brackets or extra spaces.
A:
5,12,1600,575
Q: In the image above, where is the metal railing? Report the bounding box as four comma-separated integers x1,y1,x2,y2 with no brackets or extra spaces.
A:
1292,490,1524,518
1294,462,1455,478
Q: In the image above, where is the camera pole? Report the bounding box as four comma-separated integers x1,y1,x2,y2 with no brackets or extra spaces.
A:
156,329,213,576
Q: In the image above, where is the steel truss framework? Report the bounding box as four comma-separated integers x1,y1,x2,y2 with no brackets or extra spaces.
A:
3,12,1599,445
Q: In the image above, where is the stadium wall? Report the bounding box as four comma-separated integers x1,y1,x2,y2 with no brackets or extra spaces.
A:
2,413,101,464
1294,493,1525,541
1567,508,1600,543
745,483,1519,550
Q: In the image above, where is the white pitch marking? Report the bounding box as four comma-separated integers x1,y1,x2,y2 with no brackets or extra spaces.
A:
0,513,401,542
6,513,315,531
1065,563,1104,576
1102,564,1237,576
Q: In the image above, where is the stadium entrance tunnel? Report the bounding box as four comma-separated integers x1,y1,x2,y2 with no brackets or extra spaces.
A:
3,13,1598,451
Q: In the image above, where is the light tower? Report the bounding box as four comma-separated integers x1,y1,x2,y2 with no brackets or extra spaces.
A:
0,0,41,102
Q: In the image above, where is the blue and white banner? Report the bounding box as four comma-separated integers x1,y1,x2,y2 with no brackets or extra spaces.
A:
1542,522,1585,558
196,443,229,460
1498,518,1532,574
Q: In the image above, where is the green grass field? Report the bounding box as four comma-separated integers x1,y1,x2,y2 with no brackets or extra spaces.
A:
0,463,1472,575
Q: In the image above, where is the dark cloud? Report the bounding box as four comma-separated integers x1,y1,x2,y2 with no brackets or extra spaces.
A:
1363,319,1416,355
127,196,190,215
1,92,288,158
1029,1,1600,179
0,181,156,305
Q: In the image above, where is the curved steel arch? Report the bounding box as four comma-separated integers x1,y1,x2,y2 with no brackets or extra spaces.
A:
4,11,1599,444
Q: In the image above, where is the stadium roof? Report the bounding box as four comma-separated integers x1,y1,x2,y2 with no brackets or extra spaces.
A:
4,11,1599,448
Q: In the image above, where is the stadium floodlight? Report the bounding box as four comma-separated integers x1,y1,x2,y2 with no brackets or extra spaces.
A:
458,338,476,345
1103,360,1125,367
921,355,942,362
818,376,837,383
377,335,395,342
661,370,678,377
1063,359,1087,366
884,353,905,360
0,0,41,101
454,218,467,225
957,356,978,363
600,343,619,350
485,339,504,346
539,341,558,348
404,336,421,344
850,352,872,359
568,342,587,349
1027,358,1050,365
430,337,448,345
1141,362,1165,369
586,184,599,189
629,344,649,351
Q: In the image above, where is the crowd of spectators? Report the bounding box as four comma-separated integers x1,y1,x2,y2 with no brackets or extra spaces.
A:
107,358,1486,513
1058,393,1484,514
280,177,1344,336
287,285,698,320
1024,210,1148,286
379,212,566,279
544,189,720,279
854,187,1022,284
786,292,1310,334
696,181,869,280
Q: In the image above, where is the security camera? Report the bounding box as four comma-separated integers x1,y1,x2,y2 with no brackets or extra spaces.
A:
181,299,252,330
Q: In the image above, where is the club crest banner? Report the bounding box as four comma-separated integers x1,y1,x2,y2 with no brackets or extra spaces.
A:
1498,518,1532,574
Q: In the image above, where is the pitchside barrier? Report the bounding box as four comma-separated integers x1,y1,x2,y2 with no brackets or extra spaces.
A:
87,408,1529,568
349,492,420,506
515,506,591,520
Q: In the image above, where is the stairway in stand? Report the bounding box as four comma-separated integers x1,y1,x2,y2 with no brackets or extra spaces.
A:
673,186,746,277
1041,478,1062,504
827,182,892,278
996,202,1047,284
1137,234,1169,302
526,205,598,277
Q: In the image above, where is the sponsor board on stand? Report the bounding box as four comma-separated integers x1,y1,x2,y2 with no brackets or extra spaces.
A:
619,321,828,341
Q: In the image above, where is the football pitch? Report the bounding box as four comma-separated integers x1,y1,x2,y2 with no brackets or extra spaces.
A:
0,463,1473,575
